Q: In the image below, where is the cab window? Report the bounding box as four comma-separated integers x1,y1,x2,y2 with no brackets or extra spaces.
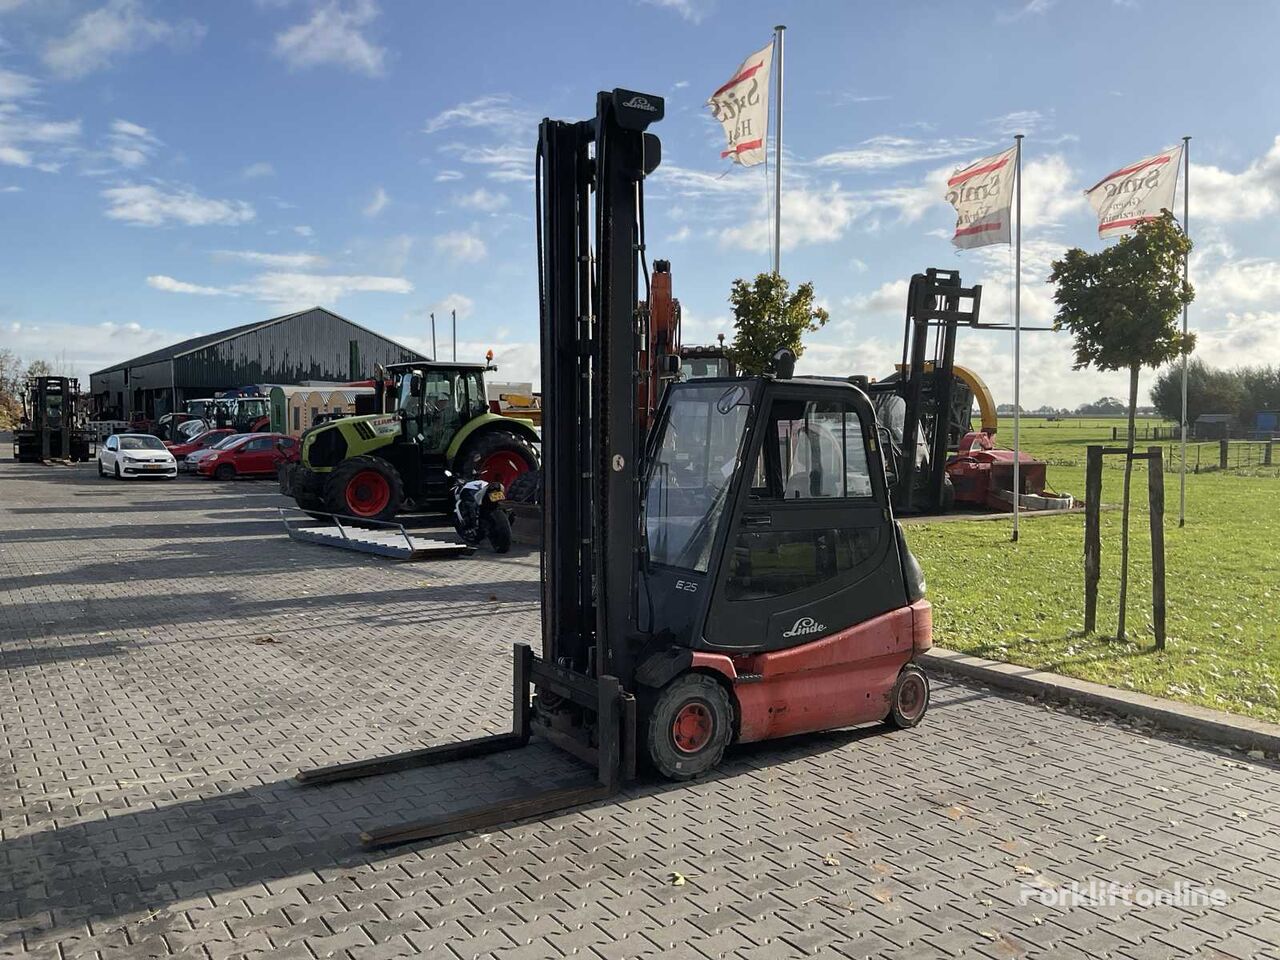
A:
749,399,872,501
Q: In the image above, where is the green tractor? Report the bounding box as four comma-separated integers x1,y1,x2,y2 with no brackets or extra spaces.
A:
286,360,540,522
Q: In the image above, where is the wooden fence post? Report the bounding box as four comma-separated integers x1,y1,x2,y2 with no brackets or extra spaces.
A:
1084,445,1103,633
1219,439,1229,470
1148,447,1166,651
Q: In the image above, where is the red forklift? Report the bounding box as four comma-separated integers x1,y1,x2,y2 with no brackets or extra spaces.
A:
298,88,933,846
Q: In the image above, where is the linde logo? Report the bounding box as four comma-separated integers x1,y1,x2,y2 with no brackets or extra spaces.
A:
622,96,658,112
782,616,825,638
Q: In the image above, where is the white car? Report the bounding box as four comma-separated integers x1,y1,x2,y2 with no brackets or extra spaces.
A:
98,433,178,480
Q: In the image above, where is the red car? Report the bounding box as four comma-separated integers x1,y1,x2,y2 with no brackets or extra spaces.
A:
197,433,299,480
166,428,236,458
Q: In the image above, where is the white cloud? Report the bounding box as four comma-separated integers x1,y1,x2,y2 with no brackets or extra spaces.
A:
363,185,389,217
242,161,275,179
103,117,160,168
640,0,713,23
814,135,993,172
434,229,487,263
102,182,255,227
1,185,22,193
0,67,37,100
236,271,411,304
434,169,463,182
274,0,386,77
43,0,205,79
1195,311,1280,368
1194,136,1280,222
455,187,508,212
213,249,327,269
4,318,173,384
0,98,82,171
293,224,313,237
429,292,474,320
0,145,31,167
142,270,412,305
719,182,858,252
439,142,530,183
424,95,529,136
1198,258,1280,312
1019,154,1086,228
987,109,1048,136
146,274,226,295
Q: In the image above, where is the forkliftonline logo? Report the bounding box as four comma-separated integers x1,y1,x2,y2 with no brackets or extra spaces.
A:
782,616,825,638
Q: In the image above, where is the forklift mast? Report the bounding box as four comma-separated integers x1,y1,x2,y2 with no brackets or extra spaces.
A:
537,89,663,683
887,269,982,513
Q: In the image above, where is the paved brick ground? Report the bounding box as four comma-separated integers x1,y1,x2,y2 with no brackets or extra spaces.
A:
1,460,1278,960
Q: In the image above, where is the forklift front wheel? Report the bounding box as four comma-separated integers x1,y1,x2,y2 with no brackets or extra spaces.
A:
886,664,930,729
645,673,733,781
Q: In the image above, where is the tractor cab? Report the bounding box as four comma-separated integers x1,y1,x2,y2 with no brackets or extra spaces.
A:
641,375,918,655
389,361,492,455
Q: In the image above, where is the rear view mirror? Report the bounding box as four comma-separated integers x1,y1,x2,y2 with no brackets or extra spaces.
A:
410,374,423,398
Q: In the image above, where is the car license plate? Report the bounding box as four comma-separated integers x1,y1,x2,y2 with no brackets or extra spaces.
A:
145,463,166,471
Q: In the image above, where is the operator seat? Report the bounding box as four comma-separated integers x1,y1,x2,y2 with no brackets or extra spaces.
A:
784,421,843,499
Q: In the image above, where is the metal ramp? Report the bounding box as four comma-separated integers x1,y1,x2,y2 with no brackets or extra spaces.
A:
279,509,474,561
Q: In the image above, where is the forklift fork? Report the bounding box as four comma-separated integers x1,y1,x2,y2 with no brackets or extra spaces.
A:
296,644,635,847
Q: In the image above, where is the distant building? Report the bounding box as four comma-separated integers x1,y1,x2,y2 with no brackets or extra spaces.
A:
1194,413,1236,440
89,306,424,421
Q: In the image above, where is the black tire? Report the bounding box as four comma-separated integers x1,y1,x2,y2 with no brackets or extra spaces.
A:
506,468,543,505
645,673,734,781
885,664,930,729
454,429,539,485
97,460,105,477
324,455,404,523
214,463,236,481
114,463,121,480
940,474,956,512
485,508,512,553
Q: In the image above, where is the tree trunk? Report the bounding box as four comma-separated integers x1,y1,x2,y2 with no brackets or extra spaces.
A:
1116,363,1140,641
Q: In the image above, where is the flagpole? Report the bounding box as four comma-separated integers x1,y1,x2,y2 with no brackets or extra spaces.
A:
772,24,785,276
1179,135,1191,527
1012,134,1023,543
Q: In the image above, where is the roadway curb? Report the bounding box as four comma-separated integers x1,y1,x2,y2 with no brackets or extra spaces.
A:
923,647,1280,757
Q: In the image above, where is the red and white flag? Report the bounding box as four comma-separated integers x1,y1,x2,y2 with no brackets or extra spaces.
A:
946,146,1017,249
707,41,773,167
1085,145,1183,239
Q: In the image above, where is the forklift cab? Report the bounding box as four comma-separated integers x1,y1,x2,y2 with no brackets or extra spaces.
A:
642,376,916,654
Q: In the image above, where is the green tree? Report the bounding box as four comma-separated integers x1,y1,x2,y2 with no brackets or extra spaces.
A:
1150,358,1244,425
726,272,829,376
1049,211,1194,641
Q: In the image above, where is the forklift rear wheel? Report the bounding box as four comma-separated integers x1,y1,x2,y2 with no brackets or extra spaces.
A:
645,673,733,781
886,664,930,729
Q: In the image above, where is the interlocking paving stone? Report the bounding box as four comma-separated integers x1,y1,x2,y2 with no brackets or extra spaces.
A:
1,461,1279,959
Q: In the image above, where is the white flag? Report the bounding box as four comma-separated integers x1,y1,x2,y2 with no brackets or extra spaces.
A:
946,146,1017,249
707,41,773,167
1085,145,1182,239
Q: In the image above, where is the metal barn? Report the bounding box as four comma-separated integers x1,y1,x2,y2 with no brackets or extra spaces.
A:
89,307,424,421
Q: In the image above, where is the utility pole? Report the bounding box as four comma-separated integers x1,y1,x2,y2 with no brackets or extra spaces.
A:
452,309,457,361
430,312,437,360
772,24,785,277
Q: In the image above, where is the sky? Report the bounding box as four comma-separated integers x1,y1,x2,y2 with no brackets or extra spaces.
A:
2,0,1279,409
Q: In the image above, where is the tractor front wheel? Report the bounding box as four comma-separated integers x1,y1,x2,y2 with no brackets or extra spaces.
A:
455,430,538,489
645,673,734,781
325,456,403,522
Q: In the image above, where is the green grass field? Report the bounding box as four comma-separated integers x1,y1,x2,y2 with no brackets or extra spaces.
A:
905,417,1280,724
